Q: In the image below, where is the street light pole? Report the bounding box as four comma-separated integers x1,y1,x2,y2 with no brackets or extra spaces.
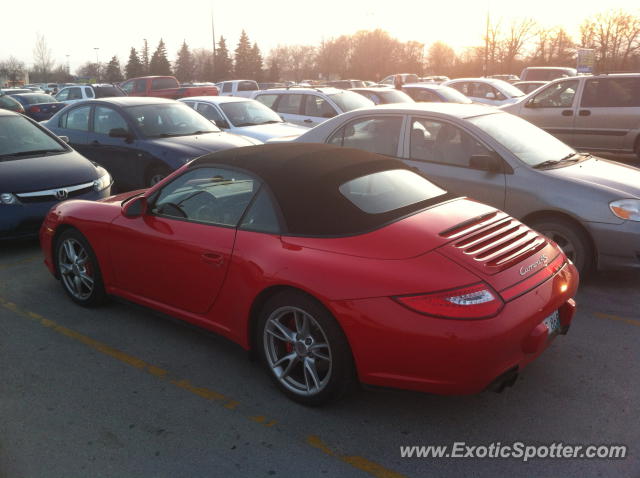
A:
94,47,100,81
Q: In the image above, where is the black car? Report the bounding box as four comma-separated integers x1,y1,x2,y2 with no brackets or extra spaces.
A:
349,87,414,105
42,97,260,191
10,93,66,121
0,109,112,240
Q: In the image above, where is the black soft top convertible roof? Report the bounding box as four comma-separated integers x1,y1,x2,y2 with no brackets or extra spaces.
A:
190,143,452,236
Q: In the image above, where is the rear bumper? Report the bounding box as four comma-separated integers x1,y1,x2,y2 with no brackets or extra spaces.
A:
586,220,640,270
332,261,578,395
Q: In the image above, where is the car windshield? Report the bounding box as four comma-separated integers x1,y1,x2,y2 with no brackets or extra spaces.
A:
0,116,66,158
20,94,56,105
126,103,220,138
339,169,446,214
219,100,282,127
94,86,126,98
436,86,473,103
328,90,374,112
469,112,575,167
495,81,525,97
378,90,414,103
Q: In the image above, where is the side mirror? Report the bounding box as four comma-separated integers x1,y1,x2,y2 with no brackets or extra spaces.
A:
122,195,147,218
470,154,502,172
485,92,496,100
58,135,69,143
109,128,133,142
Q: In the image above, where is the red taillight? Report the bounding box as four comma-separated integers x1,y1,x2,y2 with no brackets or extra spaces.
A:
29,105,41,113
393,283,504,319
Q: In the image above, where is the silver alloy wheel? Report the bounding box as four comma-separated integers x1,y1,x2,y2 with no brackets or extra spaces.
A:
58,238,94,300
263,306,332,396
540,229,575,261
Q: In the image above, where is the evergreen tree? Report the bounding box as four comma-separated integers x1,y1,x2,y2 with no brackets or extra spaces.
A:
125,47,144,79
174,41,195,82
104,55,124,83
141,39,150,74
234,30,253,78
214,36,233,81
149,39,172,76
249,43,264,81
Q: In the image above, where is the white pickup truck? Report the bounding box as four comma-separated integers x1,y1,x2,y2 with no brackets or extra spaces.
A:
215,80,259,98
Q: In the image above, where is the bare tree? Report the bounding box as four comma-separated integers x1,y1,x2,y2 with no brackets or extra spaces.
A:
33,33,55,81
581,9,640,72
498,18,537,72
427,42,455,74
0,56,26,86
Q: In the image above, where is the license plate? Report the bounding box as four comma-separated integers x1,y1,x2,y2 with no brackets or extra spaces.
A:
543,310,561,336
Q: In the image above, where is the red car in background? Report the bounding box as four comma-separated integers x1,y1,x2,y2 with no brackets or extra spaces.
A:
120,76,218,99
40,144,578,405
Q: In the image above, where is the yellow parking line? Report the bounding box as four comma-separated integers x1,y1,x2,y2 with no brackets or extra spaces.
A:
0,296,411,478
0,255,41,271
307,435,410,478
594,312,640,328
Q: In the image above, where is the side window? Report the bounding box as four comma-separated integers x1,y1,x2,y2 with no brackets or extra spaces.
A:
55,88,70,101
303,95,336,118
255,94,278,109
328,116,403,157
222,82,233,93
64,105,91,131
68,87,83,100
85,87,95,98
415,90,440,102
409,118,489,167
133,80,147,94
121,81,134,94
582,78,640,107
182,101,196,109
530,80,578,108
94,106,128,135
196,103,226,125
238,81,258,92
275,94,303,114
152,167,259,226
450,82,468,95
239,187,280,233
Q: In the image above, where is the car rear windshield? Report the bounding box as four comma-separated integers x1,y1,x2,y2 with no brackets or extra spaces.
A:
126,103,219,137
0,116,66,158
378,90,414,103
94,86,126,98
19,94,56,105
328,90,374,112
339,169,446,214
151,78,179,90
437,86,472,103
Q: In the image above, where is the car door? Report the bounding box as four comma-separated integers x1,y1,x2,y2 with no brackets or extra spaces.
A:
573,77,640,152
327,114,405,157
109,166,260,315
301,94,338,127
512,79,580,146
54,104,91,156
273,94,307,126
86,105,141,190
401,117,506,209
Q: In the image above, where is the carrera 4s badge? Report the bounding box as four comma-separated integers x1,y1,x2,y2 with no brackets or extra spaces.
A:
519,254,549,276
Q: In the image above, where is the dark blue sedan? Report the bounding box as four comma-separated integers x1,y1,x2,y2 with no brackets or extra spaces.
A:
10,93,66,121
0,109,112,240
42,97,260,191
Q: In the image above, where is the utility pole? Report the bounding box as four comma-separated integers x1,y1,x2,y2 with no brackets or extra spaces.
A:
484,7,489,77
94,47,100,81
211,8,216,81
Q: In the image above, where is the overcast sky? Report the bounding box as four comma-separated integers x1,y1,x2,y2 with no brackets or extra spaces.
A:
2,0,638,73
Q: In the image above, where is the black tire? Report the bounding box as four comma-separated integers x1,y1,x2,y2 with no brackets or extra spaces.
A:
145,165,171,187
529,217,593,276
257,290,355,406
55,229,106,307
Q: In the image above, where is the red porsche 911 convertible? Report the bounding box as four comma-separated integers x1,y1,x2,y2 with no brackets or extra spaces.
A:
40,143,578,405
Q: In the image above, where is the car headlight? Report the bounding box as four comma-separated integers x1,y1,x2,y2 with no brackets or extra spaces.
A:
610,199,640,222
93,171,112,192
0,193,19,205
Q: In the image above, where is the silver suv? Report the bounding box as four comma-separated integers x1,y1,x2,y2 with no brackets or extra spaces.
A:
501,74,640,158
253,87,374,127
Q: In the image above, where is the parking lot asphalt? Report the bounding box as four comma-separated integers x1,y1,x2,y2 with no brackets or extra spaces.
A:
1,236,638,478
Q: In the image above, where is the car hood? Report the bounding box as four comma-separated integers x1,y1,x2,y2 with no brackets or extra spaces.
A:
0,150,100,194
546,157,640,199
151,131,260,158
234,122,309,142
